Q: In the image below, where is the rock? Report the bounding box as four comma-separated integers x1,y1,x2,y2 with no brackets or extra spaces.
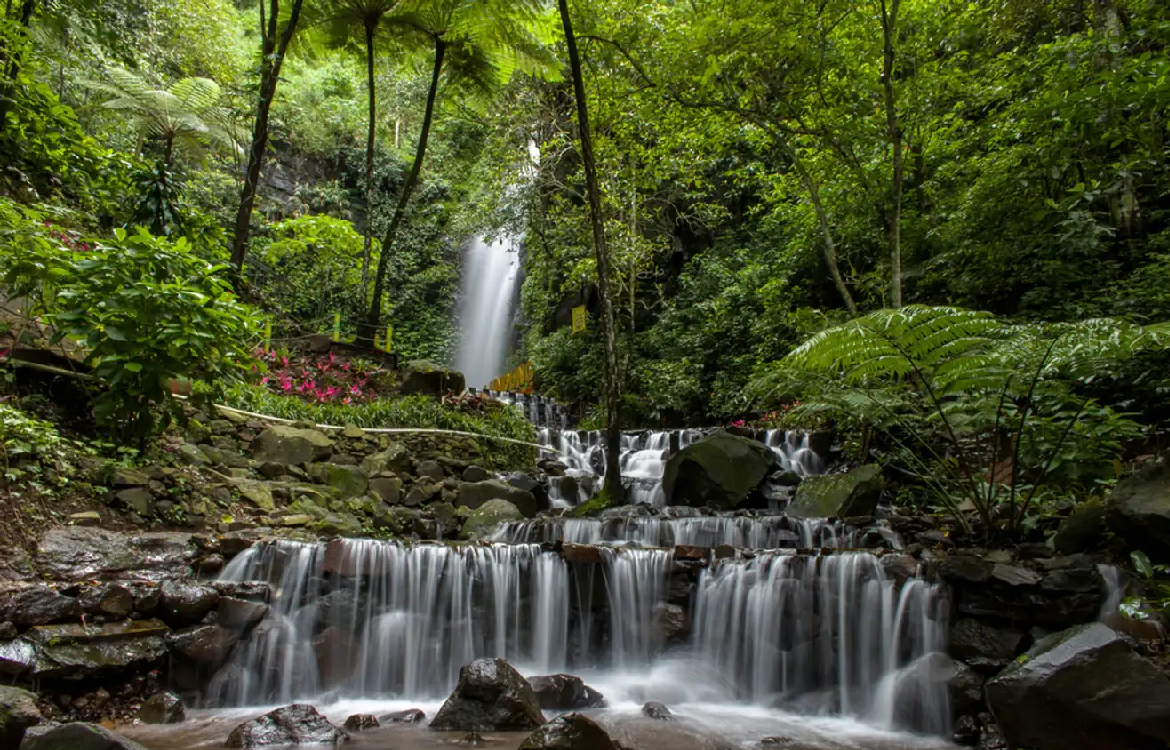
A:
460,499,526,540
429,657,544,732
307,464,369,500
343,714,379,732
369,477,402,504
417,460,445,481
642,701,672,720
115,487,155,516
218,598,270,631
0,637,34,676
380,708,425,724
463,466,490,483
653,602,691,641
457,480,538,517
26,619,169,678
313,627,357,687
518,713,622,750
1053,498,1107,554
343,424,364,439
226,704,349,747
35,527,197,581
158,580,219,626
113,468,150,487
0,685,40,748
526,675,605,710
662,431,775,510
78,584,134,619
1107,463,1170,559
561,544,605,565
361,443,411,477
986,622,1170,750
234,480,276,511
788,465,883,518
20,723,149,750
950,619,1023,663
952,715,981,747
889,653,982,730
990,564,1042,587
167,625,239,667
251,425,334,466
6,587,81,627
69,511,101,526
138,691,185,724
939,554,993,584
399,360,466,396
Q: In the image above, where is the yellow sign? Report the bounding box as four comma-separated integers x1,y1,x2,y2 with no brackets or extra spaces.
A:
572,305,587,333
490,360,535,393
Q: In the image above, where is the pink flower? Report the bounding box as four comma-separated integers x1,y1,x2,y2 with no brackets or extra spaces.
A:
260,376,269,386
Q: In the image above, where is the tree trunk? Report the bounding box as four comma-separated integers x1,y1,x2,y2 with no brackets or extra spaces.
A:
163,135,174,172
360,21,377,307
364,39,445,343
558,0,625,503
880,0,904,308
230,0,306,273
787,145,857,315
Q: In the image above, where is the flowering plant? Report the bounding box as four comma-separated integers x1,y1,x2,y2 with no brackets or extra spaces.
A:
254,349,391,405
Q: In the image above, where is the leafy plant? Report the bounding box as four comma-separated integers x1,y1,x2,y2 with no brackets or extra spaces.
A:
1121,550,1170,625
766,306,1170,535
255,348,394,403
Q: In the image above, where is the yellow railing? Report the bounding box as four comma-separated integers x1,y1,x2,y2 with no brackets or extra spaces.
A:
490,360,535,393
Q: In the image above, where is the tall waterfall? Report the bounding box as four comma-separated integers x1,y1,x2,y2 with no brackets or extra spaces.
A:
456,234,521,389
207,539,951,735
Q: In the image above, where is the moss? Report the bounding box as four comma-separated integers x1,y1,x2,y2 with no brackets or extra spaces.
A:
572,486,615,518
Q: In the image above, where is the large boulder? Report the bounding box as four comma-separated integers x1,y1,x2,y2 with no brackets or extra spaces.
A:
251,425,334,466
986,622,1170,750
0,685,40,748
949,619,1024,666
306,464,368,500
429,658,544,732
457,480,538,517
526,674,606,710
226,704,349,747
460,499,525,540
662,431,775,510
787,464,883,518
26,620,169,679
518,713,622,750
158,580,219,626
399,360,466,396
21,723,149,750
1107,464,1170,558
35,527,197,581
4,587,81,628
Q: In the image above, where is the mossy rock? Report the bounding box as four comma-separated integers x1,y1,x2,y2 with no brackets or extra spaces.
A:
314,512,364,537
461,499,524,540
662,431,775,510
399,360,466,396
788,464,883,518
307,463,369,500
361,444,412,477
1054,498,1108,554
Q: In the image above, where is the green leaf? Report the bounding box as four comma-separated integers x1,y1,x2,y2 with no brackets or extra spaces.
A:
124,362,143,373
1132,550,1155,579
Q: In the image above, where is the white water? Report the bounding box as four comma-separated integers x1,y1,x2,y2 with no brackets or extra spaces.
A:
207,539,950,736
456,234,522,389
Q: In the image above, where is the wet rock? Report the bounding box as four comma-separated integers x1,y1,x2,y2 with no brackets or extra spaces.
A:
343,714,379,732
35,527,197,582
158,580,219,626
653,602,691,641
788,465,883,518
21,722,149,750
70,511,101,526
881,554,919,581
1053,498,1107,554
642,701,672,720
463,466,490,483
950,619,1024,663
0,685,40,748
990,564,1041,587
0,637,35,677
138,691,185,724
218,597,270,631
460,499,526,540
938,554,993,584
167,625,239,667
952,715,981,747
399,361,466,396
1106,463,1170,558
457,480,538,517
429,657,544,732
663,431,775,510
313,627,357,687
27,619,169,679
986,622,1170,750
226,704,349,747
78,584,134,619
518,713,622,750
250,425,334,466
888,652,982,730
526,675,606,710
561,544,604,565
673,545,707,561
380,708,426,724
6,587,82,627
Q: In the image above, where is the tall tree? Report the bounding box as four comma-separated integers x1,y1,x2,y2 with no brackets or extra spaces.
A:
317,0,401,304
878,0,904,307
557,0,624,502
0,0,38,133
363,0,551,342
230,0,307,272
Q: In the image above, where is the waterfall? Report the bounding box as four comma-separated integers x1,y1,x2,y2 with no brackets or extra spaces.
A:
456,234,521,389
208,540,949,735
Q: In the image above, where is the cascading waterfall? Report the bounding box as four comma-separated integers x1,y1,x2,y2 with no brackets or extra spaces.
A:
208,539,949,735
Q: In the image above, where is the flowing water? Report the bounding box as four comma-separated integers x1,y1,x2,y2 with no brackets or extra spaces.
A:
456,234,522,389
